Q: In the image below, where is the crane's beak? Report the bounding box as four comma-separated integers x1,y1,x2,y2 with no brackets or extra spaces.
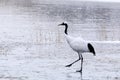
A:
58,24,62,26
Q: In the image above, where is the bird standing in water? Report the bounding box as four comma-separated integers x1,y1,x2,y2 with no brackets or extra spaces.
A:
58,22,96,73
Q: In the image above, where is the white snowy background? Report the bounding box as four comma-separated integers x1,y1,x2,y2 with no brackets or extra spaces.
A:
0,0,120,80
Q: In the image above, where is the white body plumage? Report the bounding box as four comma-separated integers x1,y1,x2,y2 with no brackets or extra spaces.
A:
65,34,89,53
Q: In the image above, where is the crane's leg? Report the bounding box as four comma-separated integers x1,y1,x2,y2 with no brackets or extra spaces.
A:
65,53,81,67
76,54,83,73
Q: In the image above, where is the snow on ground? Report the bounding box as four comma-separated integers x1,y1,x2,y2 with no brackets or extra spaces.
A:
0,42,120,80
0,1,120,80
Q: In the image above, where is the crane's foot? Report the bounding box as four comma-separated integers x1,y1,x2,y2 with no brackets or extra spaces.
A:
76,69,82,73
65,64,72,67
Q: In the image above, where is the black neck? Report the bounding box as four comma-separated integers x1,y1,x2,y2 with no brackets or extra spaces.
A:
64,24,68,35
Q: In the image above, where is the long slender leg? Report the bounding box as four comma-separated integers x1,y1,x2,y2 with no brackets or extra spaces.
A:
76,54,83,73
80,55,83,72
66,53,81,67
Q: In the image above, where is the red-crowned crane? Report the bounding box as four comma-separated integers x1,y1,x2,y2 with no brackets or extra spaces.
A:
58,22,96,73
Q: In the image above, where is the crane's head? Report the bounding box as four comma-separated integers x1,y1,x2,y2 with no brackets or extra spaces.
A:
58,22,67,26
58,22,68,35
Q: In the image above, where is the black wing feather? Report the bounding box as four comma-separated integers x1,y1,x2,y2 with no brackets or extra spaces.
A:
88,43,96,56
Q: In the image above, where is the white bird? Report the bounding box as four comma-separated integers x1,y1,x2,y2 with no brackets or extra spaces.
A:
58,22,96,73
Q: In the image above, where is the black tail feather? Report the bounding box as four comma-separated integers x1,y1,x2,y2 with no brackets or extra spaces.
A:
88,43,96,56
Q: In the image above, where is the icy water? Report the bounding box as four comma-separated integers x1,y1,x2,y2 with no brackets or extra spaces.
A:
0,1,120,80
